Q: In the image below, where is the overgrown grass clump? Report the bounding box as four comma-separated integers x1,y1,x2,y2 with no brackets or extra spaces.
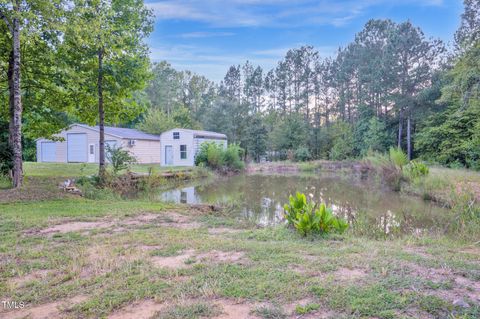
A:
284,192,349,236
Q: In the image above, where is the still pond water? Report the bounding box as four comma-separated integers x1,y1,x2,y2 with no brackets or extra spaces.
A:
160,173,450,235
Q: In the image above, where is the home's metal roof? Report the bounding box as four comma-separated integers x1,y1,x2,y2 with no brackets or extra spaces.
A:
166,128,227,139
75,124,160,141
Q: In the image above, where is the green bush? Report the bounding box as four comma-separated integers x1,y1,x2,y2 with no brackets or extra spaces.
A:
195,142,244,171
223,144,245,170
206,143,224,169
389,147,408,169
283,192,349,236
329,121,355,160
106,144,137,174
294,147,311,162
404,160,429,179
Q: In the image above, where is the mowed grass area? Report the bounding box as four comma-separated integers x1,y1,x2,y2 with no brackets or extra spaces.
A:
0,196,479,319
0,163,203,203
23,162,193,177
0,162,479,318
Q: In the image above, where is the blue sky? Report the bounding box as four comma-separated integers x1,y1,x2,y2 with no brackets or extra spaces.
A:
145,0,463,83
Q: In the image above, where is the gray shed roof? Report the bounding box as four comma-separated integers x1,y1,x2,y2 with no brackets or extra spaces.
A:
167,128,227,139
75,124,160,141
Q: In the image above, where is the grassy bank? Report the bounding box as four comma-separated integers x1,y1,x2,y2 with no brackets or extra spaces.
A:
22,162,194,178
0,163,210,203
0,162,479,318
0,196,479,319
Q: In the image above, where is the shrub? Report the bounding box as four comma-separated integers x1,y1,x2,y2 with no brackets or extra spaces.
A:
206,143,224,169
195,142,223,168
195,141,245,171
329,121,355,160
223,144,245,170
389,147,408,169
294,147,311,162
363,148,409,191
106,144,137,174
283,192,349,236
404,160,429,179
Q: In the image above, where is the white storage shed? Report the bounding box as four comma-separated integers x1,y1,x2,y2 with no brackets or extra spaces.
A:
36,124,161,164
159,128,227,166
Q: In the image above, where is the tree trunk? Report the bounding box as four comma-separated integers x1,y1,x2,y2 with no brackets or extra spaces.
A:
407,115,412,160
397,111,403,150
7,51,14,181
98,48,106,184
11,11,23,188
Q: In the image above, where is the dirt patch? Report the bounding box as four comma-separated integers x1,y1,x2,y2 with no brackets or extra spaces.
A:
197,250,246,263
9,269,51,287
122,213,160,226
333,267,368,280
457,247,480,256
27,212,195,236
79,244,142,278
136,244,163,251
284,297,315,314
39,220,115,234
108,299,165,319
156,212,202,229
404,261,480,303
151,249,196,269
284,297,336,319
0,295,87,319
404,261,453,282
151,249,247,269
403,246,433,259
214,299,260,319
453,276,480,302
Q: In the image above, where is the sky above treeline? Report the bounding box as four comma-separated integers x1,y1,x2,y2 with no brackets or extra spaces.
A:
145,0,463,83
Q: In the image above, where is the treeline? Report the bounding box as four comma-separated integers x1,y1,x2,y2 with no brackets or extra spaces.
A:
0,0,153,187
138,1,480,168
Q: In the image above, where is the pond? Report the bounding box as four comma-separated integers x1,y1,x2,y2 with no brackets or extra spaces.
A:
159,172,451,236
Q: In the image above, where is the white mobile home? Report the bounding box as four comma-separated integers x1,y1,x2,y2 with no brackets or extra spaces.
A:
36,124,161,164
160,128,227,166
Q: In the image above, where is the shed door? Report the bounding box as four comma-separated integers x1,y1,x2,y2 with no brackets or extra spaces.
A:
41,142,56,162
88,144,96,163
165,145,173,165
67,133,87,162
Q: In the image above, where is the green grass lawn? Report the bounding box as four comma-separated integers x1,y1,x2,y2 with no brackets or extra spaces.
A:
0,162,479,318
0,195,479,318
23,162,194,177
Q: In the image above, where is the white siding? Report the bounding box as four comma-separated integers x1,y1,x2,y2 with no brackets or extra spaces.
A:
36,124,160,164
159,129,227,167
127,139,161,164
37,125,121,163
40,142,56,162
67,133,88,162
160,129,195,166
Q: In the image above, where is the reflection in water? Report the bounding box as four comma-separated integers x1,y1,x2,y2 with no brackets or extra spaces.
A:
159,173,450,235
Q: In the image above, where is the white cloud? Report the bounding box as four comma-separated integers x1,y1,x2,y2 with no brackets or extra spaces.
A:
149,43,338,82
146,0,445,28
179,31,235,38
